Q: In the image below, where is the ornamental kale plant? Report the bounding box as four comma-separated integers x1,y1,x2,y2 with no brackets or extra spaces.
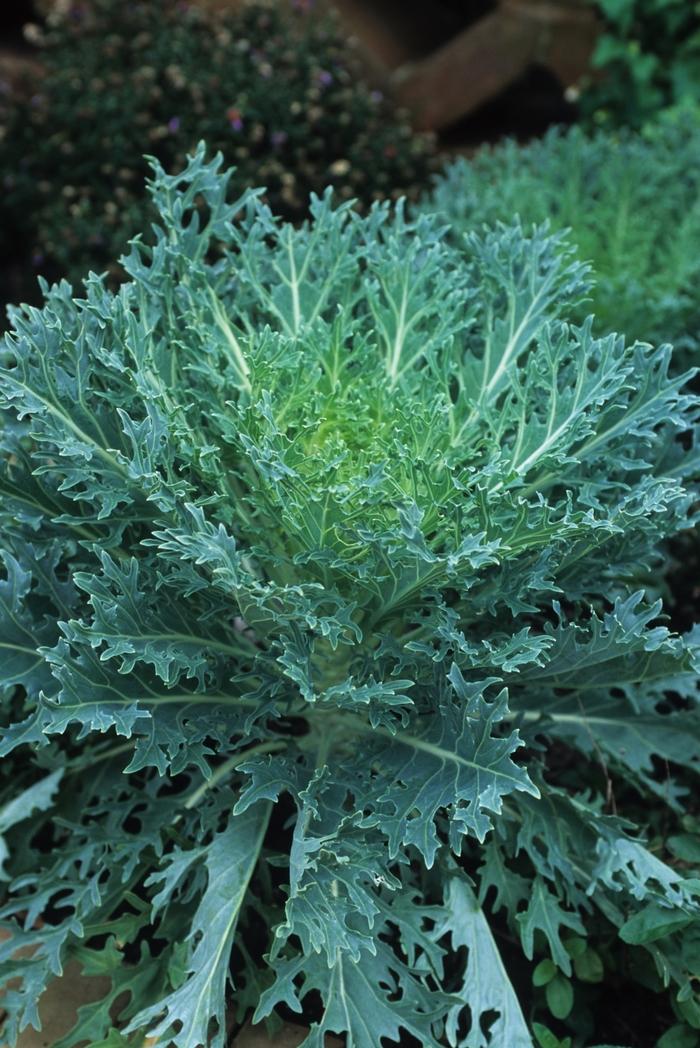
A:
0,0,435,296
427,112,700,366
1,147,700,1047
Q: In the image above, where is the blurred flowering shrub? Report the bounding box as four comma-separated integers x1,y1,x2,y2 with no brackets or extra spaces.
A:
0,0,436,291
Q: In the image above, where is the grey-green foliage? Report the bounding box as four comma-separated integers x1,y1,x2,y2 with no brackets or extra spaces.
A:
1,146,700,1046
427,110,700,365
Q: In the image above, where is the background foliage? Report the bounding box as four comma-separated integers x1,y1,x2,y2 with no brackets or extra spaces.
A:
0,0,436,295
581,0,700,128
427,106,700,366
0,148,699,1046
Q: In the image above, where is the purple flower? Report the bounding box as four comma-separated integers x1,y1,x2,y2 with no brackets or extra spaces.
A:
167,116,181,133
227,106,244,132
270,130,288,148
318,70,333,87
31,252,45,267
370,89,384,104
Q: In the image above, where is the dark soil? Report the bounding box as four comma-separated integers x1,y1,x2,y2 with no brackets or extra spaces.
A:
440,64,578,151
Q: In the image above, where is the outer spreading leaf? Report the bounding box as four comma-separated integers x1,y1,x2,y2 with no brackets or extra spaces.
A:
517,878,586,976
255,929,448,1048
439,874,533,1048
127,804,271,1048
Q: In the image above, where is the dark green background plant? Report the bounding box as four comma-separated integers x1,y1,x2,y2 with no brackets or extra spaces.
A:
581,0,700,128
1,147,699,1047
0,0,436,298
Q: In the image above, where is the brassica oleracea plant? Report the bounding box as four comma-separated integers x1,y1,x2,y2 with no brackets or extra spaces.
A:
1,148,699,1047
427,114,700,367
